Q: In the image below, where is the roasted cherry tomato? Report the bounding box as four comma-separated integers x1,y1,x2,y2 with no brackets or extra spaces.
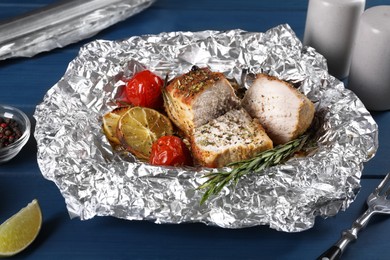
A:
150,136,193,167
125,70,164,109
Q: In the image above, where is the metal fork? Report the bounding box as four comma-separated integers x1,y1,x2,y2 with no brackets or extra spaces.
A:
318,173,390,260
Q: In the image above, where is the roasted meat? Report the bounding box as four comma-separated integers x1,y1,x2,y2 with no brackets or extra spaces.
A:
191,108,273,168
163,66,240,137
242,73,315,145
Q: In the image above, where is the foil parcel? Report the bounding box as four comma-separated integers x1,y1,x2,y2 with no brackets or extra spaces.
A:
34,24,378,232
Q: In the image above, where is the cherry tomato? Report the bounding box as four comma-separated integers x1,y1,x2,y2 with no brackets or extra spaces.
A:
125,70,164,109
150,136,193,167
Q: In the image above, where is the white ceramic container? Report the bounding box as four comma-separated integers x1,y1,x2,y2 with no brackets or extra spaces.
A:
348,6,390,111
304,0,365,79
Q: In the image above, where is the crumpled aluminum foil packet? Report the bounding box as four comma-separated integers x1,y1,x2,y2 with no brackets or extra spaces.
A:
34,24,378,232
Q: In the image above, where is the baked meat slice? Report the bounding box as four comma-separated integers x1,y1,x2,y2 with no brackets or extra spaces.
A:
191,108,273,168
242,73,315,145
163,66,240,137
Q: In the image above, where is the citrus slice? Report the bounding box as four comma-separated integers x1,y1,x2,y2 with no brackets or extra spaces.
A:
102,106,131,145
0,199,42,257
117,106,173,159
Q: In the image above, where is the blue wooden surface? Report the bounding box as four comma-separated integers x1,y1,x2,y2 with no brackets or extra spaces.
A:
1,0,390,259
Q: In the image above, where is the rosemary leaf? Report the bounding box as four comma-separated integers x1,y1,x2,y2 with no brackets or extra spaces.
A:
198,133,311,204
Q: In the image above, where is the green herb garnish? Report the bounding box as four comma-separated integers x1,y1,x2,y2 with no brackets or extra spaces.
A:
197,133,312,204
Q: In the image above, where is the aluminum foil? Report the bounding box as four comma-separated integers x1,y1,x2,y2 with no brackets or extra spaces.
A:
34,24,378,232
0,0,155,60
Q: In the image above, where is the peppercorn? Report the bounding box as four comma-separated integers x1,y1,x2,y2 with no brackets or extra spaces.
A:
0,116,23,148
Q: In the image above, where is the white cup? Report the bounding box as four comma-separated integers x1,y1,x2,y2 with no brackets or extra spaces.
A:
304,0,365,79
348,6,390,111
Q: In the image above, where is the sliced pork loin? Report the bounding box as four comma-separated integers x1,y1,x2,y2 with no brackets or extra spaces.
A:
242,73,315,145
191,108,273,168
163,66,240,137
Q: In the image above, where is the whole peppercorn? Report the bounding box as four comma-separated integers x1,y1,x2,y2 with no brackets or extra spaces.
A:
0,116,23,148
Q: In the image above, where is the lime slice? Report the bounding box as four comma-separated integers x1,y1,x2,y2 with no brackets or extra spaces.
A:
0,199,42,257
102,106,131,145
117,106,173,159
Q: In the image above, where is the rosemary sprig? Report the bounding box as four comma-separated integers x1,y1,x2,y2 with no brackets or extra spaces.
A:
197,133,312,204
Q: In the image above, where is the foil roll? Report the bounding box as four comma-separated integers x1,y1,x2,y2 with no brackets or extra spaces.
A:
34,24,378,232
0,0,155,60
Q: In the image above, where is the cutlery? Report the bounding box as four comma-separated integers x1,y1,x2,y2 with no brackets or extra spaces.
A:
318,173,390,260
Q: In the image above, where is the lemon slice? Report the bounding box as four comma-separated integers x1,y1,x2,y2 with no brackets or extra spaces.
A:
0,199,42,257
102,106,131,145
117,106,173,159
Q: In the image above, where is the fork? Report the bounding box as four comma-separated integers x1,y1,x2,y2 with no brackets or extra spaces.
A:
318,173,390,260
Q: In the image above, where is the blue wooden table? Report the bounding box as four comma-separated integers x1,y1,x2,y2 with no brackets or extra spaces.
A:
1,0,390,259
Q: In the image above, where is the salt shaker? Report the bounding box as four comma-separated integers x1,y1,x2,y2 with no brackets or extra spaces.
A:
348,6,390,111
303,0,365,79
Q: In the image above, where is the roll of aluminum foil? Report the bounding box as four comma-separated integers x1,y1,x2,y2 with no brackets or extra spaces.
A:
0,0,155,60
34,24,378,232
